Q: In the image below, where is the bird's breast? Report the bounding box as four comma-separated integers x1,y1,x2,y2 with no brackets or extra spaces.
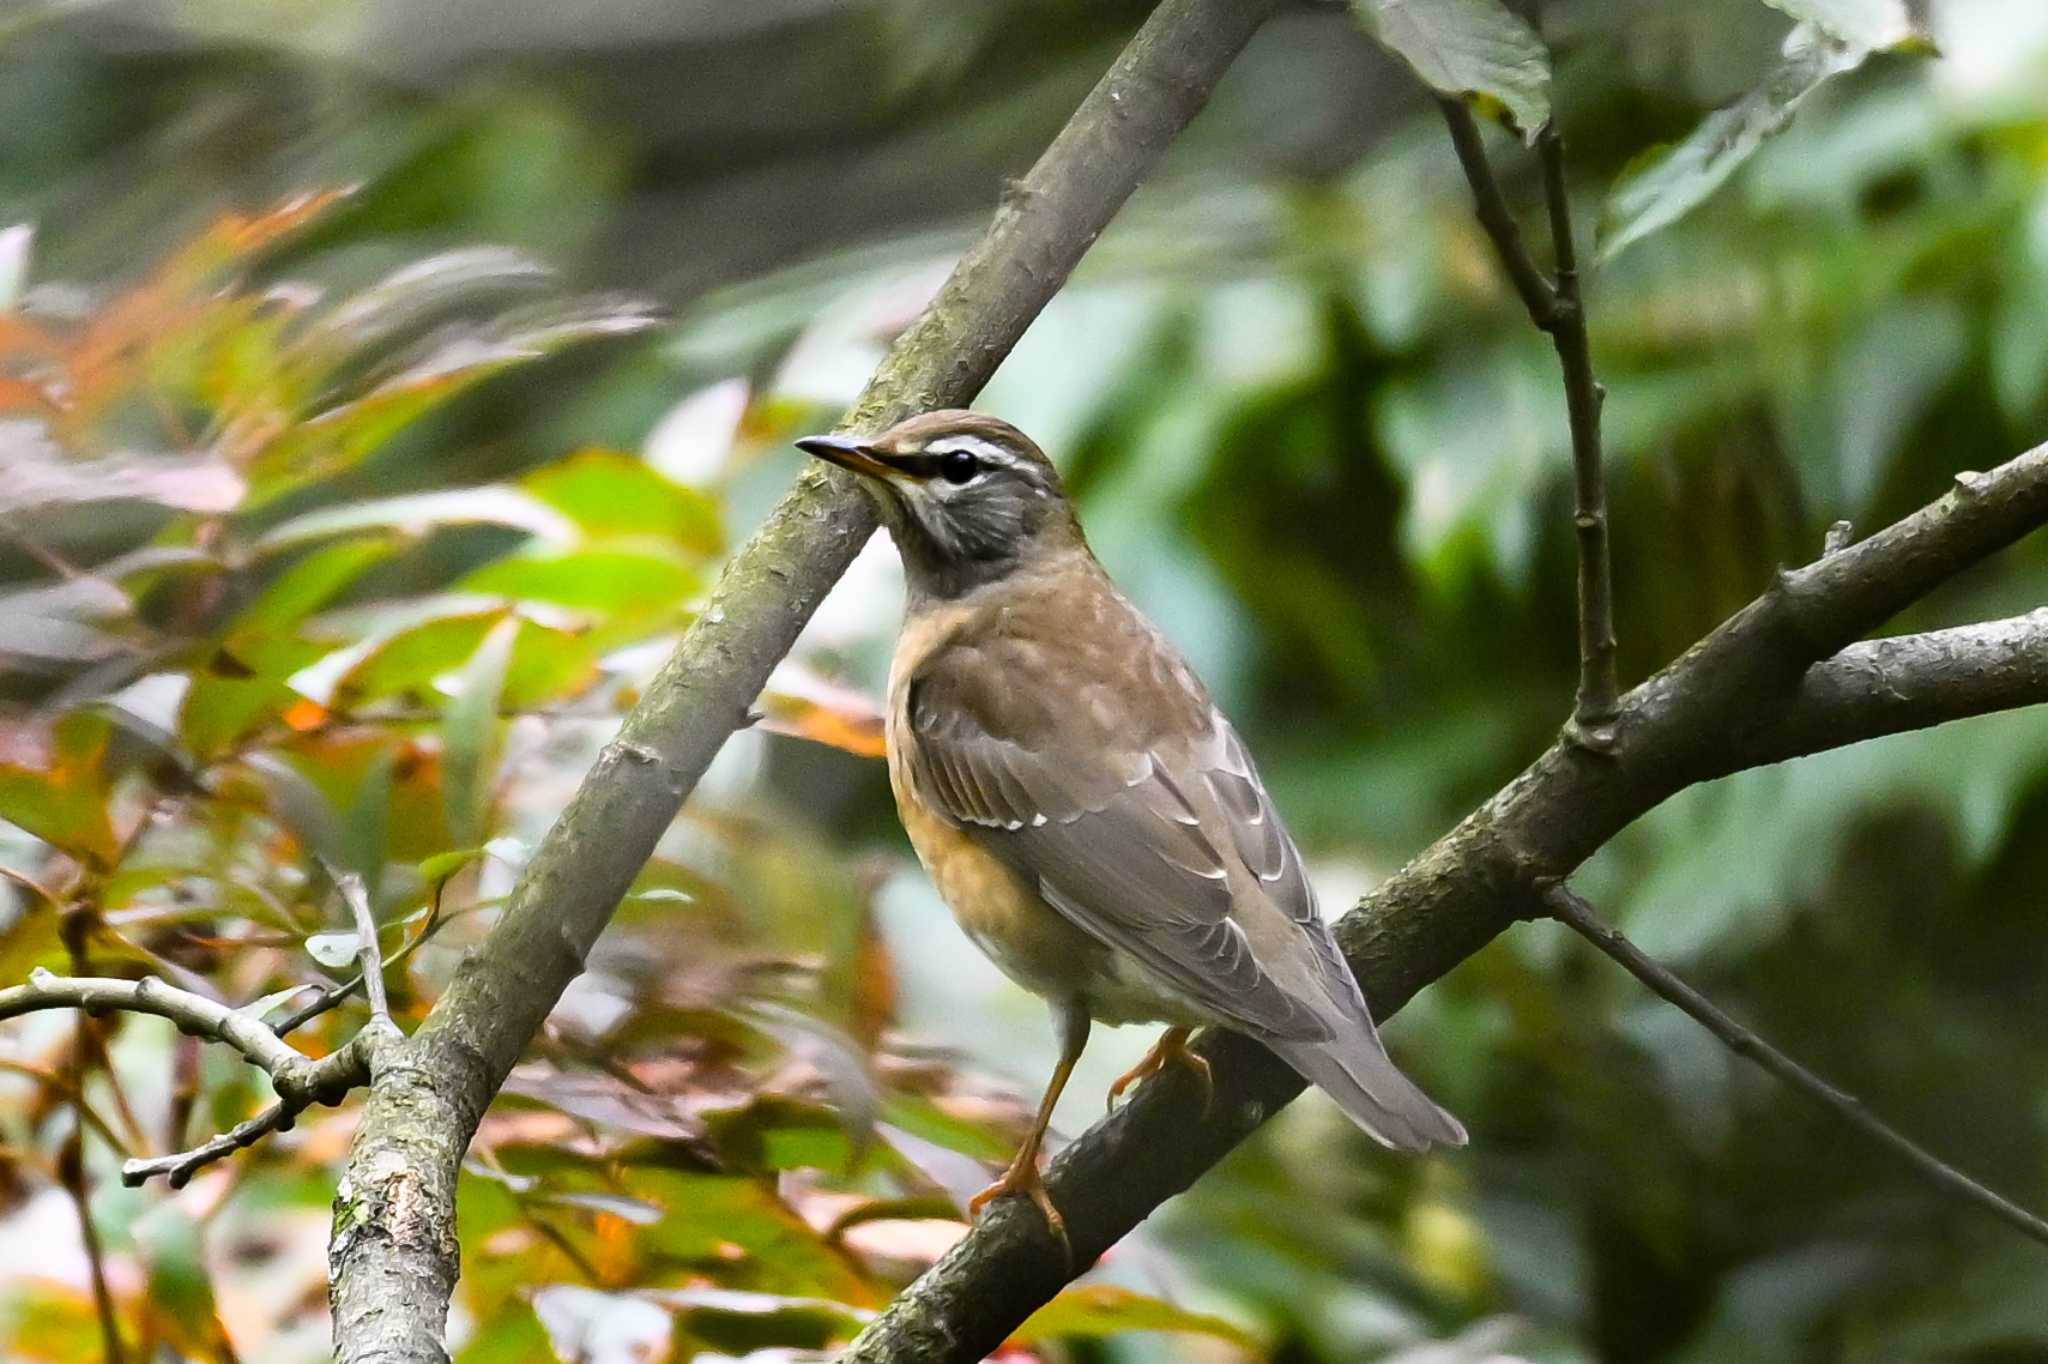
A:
884,600,1216,1028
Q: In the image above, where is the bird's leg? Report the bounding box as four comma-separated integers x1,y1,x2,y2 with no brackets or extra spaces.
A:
1107,1026,1212,1115
969,1001,1090,1251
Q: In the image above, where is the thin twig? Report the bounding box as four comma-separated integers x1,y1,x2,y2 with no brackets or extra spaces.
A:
1436,98,1559,322
326,865,391,1028
57,903,130,1363
1536,125,1620,739
1437,100,1620,743
0,968,376,1185
121,1102,295,1190
0,1058,133,1157
58,1130,125,1364
1544,884,2048,1249
273,886,451,1038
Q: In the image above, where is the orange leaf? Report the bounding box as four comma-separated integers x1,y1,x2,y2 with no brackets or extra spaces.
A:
280,698,329,732
756,667,887,759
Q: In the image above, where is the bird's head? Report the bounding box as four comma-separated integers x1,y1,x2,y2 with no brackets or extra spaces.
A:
796,409,1085,599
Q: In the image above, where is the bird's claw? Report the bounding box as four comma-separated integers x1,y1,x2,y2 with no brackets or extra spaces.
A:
970,1159,1070,1263
1107,1027,1212,1116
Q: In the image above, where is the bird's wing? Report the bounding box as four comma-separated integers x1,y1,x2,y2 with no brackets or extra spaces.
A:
903,622,1342,1042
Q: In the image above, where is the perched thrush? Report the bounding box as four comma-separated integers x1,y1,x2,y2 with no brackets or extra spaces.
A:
798,411,1465,1240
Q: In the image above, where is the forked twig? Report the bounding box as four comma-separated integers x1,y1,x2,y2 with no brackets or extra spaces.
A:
1438,99,1620,743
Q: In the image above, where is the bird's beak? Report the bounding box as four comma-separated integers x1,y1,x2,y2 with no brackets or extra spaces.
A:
795,433,902,482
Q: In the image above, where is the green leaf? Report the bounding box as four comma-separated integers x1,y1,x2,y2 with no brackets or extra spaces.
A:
523,448,723,556
305,930,361,969
331,610,504,707
1597,24,1873,264
1351,0,1550,140
0,710,118,867
242,296,659,503
311,246,555,352
1754,0,1925,52
238,751,348,863
232,539,397,634
235,985,314,1020
1012,1285,1260,1350
443,615,517,846
418,846,486,897
255,487,577,553
0,423,246,514
178,640,326,761
459,547,701,619
702,1095,857,1176
621,1169,875,1301
648,1285,874,1351
499,617,602,708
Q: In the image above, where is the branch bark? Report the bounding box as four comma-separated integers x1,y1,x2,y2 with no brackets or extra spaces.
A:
325,1,1289,1358
843,440,2048,1363
0,969,379,1187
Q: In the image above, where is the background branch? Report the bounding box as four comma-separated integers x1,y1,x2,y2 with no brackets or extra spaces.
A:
844,439,2048,1362
1437,100,1619,738
325,2,1291,1359
0,969,376,1185
1543,884,2048,1247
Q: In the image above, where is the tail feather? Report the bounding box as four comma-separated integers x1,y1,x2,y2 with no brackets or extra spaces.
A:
1271,1036,1467,1151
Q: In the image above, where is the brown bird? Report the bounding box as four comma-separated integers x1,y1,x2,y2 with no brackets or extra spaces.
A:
797,411,1464,1239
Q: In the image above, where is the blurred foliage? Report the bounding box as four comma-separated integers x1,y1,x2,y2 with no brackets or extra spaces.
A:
2,0,2047,1362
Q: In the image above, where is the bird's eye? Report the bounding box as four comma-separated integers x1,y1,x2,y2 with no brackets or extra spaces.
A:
938,449,980,484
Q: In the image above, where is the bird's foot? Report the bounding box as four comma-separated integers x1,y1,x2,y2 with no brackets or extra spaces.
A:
969,1157,1069,1260
1106,1026,1211,1116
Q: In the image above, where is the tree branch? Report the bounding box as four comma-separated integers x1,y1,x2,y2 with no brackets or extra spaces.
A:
0,969,377,1186
1436,98,1557,323
1537,125,1620,739
330,865,392,1029
1738,609,2048,768
121,1100,299,1189
1437,98,1619,741
326,2,1290,1359
1543,884,2048,1248
843,439,2048,1363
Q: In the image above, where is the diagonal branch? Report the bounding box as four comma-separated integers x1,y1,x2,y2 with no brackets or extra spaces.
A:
1436,98,1558,323
1544,884,2048,1248
326,2,1291,1360
844,439,2048,1362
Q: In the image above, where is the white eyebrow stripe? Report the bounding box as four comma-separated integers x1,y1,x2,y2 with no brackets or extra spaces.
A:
926,435,1012,463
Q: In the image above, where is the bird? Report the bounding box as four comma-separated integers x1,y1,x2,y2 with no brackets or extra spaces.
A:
795,410,1465,1242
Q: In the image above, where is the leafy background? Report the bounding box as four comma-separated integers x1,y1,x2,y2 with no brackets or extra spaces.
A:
1,0,2046,1360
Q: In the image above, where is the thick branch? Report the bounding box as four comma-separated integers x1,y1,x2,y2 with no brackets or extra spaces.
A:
1545,885,2048,1247
845,440,2048,1362
1739,609,2048,768
326,2,1288,1360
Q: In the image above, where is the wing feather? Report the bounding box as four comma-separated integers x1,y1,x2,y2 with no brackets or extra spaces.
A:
904,642,1336,1041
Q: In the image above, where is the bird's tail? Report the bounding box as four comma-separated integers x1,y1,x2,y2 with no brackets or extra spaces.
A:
1270,1033,1467,1151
